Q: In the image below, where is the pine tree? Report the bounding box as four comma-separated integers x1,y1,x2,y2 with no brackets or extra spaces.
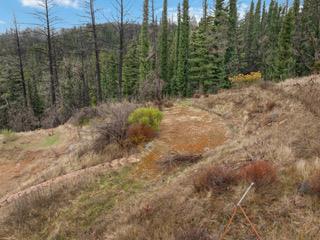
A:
123,42,139,98
252,0,262,70
101,52,118,99
168,4,181,96
264,0,281,80
225,0,239,76
209,0,229,90
300,0,320,73
159,0,169,90
245,1,255,71
177,0,190,96
139,0,150,83
277,9,295,80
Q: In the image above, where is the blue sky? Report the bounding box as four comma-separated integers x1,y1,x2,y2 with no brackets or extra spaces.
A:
0,0,286,33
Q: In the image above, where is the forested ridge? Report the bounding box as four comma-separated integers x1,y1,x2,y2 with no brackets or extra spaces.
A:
0,0,319,131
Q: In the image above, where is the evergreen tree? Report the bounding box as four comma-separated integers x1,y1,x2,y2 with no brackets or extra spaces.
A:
159,0,169,91
264,0,281,80
209,0,230,90
300,0,320,73
189,11,212,93
244,1,255,71
101,52,118,99
171,4,182,95
252,0,262,70
139,0,150,83
225,0,239,76
277,8,295,80
123,42,139,98
177,0,190,96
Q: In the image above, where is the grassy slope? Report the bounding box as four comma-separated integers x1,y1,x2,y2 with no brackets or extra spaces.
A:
2,75,320,240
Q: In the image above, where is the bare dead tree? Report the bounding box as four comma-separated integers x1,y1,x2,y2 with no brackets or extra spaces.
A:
13,14,28,107
110,0,134,100
83,0,103,103
151,0,158,69
32,0,59,106
150,0,162,101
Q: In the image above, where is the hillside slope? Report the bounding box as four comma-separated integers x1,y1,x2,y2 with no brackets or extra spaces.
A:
1,75,320,240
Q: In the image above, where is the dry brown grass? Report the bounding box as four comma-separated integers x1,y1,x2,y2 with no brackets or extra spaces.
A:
239,160,277,187
175,228,216,240
309,171,320,196
127,123,157,145
193,166,238,194
158,153,203,169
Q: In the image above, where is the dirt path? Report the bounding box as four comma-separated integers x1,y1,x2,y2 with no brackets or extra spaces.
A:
0,105,227,208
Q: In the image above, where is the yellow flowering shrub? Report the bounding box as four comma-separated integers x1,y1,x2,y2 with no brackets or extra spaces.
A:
229,72,262,85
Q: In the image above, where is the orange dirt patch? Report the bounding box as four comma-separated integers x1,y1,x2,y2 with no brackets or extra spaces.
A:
135,106,227,177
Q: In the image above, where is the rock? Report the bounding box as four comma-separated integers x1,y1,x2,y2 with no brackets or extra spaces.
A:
298,181,312,195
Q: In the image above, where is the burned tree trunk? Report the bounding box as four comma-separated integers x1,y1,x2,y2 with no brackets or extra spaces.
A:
13,15,28,107
89,0,102,102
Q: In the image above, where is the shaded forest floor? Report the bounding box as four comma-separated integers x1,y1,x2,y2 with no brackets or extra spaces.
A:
1,75,320,239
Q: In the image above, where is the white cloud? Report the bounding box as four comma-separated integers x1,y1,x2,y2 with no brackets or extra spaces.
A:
0,20,5,24
21,0,79,8
164,7,203,24
238,2,249,19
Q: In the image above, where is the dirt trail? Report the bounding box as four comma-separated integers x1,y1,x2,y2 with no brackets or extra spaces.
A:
0,105,227,208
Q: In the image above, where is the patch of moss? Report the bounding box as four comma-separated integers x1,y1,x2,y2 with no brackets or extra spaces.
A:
56,166,145,236
40,133,61,148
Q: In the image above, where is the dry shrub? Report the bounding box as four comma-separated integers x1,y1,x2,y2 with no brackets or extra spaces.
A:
292,78,320,117
259,80,274,90
127,123,157,145
194,166,237,194
239,160,276,187
93,102,138,152
41,105,71,129
159,153,202,169
175,228,215,240
69,107,99,126
291,124,320,159
7,107,39,132
193,94,201,99
163,101,174,108
265,101,276,112
309,171,320,196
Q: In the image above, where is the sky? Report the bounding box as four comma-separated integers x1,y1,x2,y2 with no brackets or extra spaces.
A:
0,0,287,33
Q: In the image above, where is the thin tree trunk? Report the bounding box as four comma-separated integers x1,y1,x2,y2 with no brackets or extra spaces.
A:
13,15,28,107
44,0,56,106
90,0,102,102
118,0,124,100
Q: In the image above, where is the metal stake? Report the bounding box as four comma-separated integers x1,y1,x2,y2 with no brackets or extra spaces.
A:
219,182,262,240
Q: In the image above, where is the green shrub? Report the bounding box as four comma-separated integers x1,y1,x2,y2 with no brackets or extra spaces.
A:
128,107,163,130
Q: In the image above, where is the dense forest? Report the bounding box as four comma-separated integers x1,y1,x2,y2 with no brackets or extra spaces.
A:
0,0,319,131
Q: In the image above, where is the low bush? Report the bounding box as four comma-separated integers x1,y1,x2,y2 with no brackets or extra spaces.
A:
239,160,277,187
309,171,320,196
93,102,138,151
159,153,202,169
128,107,163,131
163,101,174,108
175,228,214,240
127,123,157,145
230,72,262,85
69,107,99,126
7,107,39,132
194,166,237,194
